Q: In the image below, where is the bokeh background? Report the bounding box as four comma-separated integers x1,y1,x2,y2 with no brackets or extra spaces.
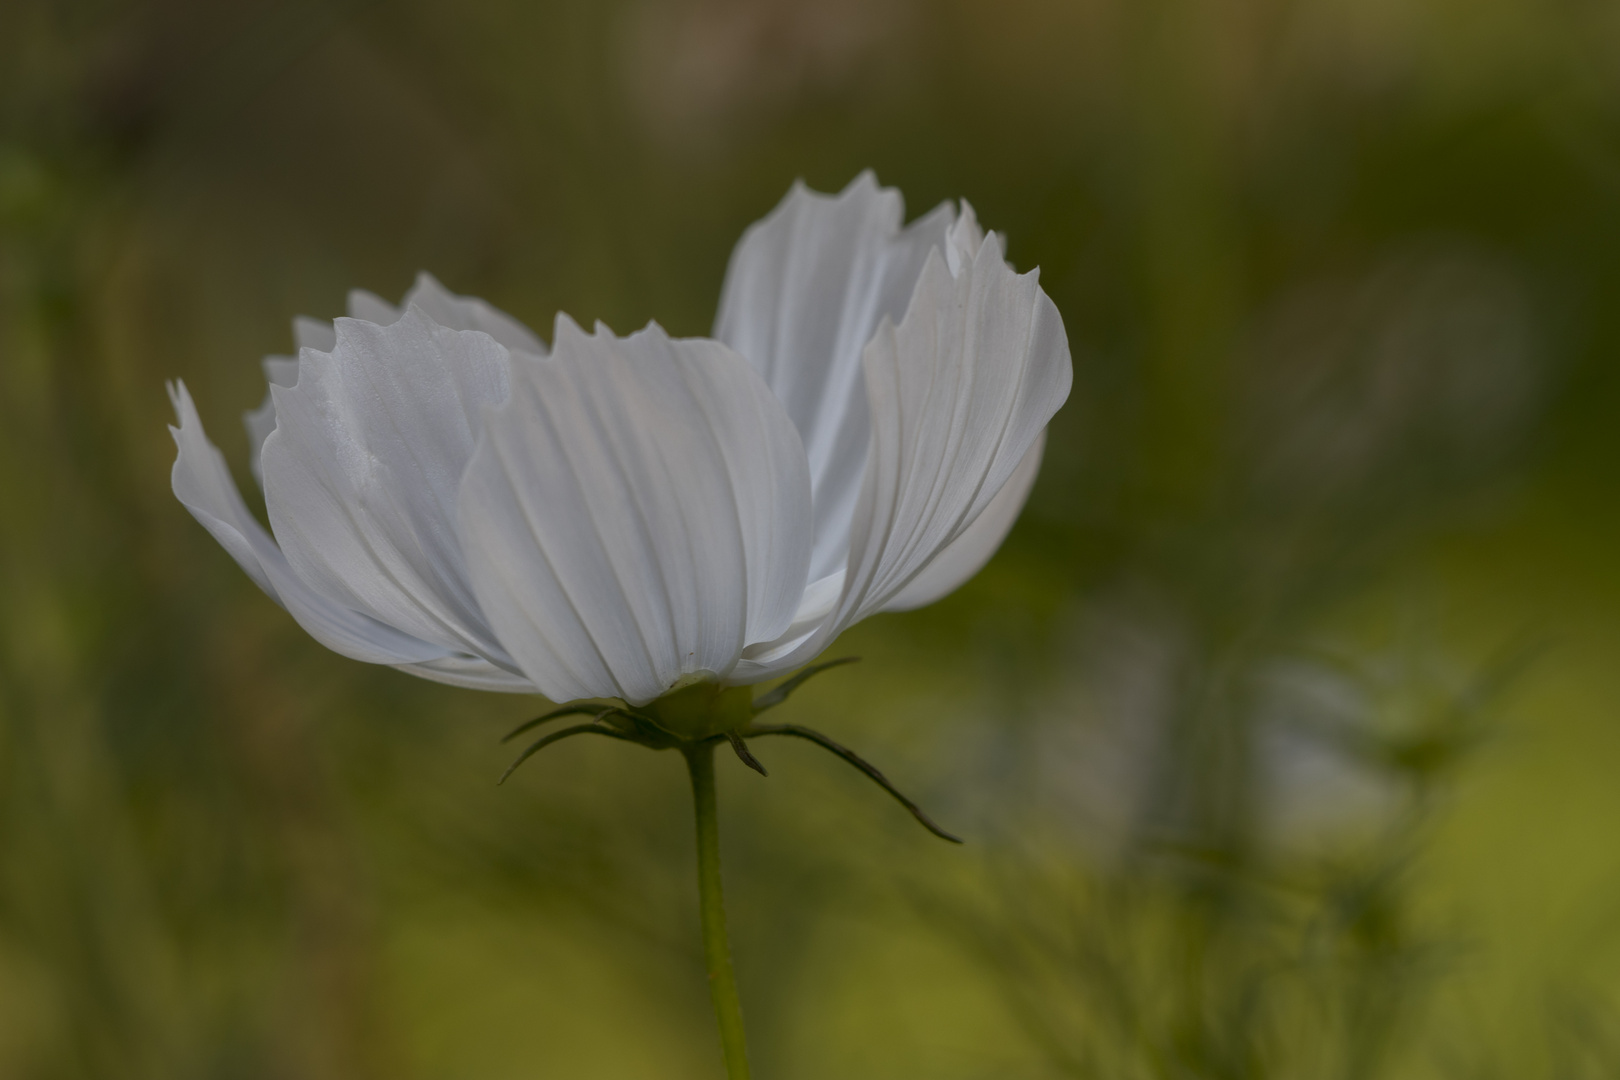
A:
5,0,1620,1076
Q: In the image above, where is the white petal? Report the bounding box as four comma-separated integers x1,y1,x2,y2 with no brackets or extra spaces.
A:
263,356,301,387
244,356,302,488
714,171,954,583
880,429,1046,612
458,317,813,706
245,397,276,486
743,234,1071,677
945,201,985,277
397,654,541,693
402,272,549,355
942,200,1007,277
167,380,446,665
343,277,548,354
245,273,545,491
261,308,516,662
346,289,399,326
842,240,1070,619
727,570,842,685
294,315,337,352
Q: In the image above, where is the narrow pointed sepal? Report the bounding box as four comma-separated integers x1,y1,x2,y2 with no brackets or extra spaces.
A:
749,656,861,714
498,721,644,785
726,731,769,776
740,722,964,843
502,703,629,744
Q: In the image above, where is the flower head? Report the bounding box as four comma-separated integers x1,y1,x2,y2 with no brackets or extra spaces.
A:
170,173,1072,707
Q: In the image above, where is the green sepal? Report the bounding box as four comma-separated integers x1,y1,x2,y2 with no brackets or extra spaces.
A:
502,703,619,744
750,656,860,714
726,730,768,776
499,721,643,784
493,660,961,845
740,721,963,843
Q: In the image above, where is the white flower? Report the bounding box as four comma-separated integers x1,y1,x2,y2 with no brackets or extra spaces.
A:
169,173,1072,706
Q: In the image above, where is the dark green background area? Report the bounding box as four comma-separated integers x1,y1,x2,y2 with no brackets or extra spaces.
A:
4,1,1620,1076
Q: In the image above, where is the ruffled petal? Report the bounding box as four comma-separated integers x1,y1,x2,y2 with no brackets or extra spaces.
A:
400,272,549,356
294,315,337,352
344,289,398,326
243,278,545,488
880,428,1045,612
168,380,447,665
740,233,1071,678
245,356,301,488
261,307,517,662
457,317,814,706
291,274,546,369
841,239,1070,619
714,171,954,583
944,200,1002,276
334,275,548,355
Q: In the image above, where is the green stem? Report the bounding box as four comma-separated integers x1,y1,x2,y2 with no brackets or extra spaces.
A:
683,741,751,1079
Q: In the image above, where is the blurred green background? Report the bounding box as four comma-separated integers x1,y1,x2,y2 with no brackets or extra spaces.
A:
4,0,1620,1076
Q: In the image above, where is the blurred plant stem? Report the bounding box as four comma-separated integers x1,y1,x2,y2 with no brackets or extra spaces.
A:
684,740,752,1079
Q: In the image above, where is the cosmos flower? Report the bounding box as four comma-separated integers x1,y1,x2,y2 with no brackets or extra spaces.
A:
169,172,1072,707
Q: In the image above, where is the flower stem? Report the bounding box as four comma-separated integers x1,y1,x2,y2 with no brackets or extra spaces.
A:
683,740,751,1079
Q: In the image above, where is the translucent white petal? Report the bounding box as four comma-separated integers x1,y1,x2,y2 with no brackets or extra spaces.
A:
880,429,1046,612
341,277,547,353
458,317,814,706
261,307,516,662
345,290,399,326
294,316,337,352
842,241,1070,619
727,570,842,685
245,356,302,488
244,397,276,486
714,171,954,582
742,235,1071,678
244,275,546,489
262,356,301,388
945,201,985,276
401,272,549,356
397,654,541,693
167,380,446,665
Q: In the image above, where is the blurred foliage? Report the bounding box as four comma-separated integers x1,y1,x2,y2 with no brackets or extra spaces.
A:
4,0,1620,1077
